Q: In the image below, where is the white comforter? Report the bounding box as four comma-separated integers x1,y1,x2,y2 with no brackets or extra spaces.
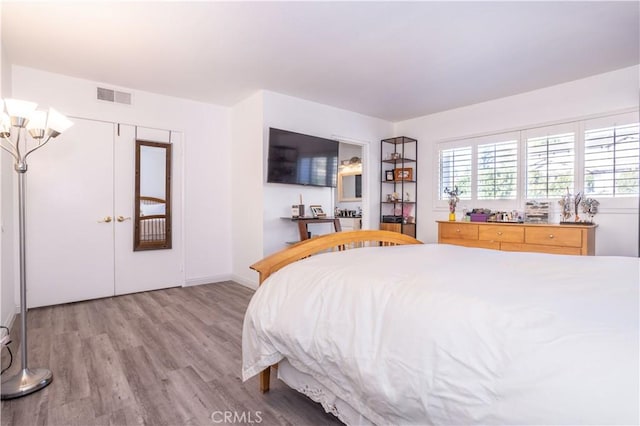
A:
242,244,639,425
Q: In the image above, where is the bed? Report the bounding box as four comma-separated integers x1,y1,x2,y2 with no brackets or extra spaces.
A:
242,230,639,425
139,196,167,242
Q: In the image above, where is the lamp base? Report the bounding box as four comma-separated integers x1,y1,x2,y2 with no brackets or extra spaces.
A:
1,368,52,400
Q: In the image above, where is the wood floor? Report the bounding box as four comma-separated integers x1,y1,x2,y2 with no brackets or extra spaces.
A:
0,282,342,425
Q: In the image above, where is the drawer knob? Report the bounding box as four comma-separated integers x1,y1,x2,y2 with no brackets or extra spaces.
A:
549,234,554,239
497,231,503,235
456,229,461,233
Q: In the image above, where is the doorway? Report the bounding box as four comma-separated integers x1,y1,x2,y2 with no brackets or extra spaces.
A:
25,118,183,307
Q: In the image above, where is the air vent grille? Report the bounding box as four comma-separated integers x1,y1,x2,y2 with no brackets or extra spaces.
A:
96,87,132,105
114,91,132,105
97,87,114,102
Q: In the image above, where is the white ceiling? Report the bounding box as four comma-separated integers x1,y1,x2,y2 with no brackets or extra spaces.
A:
2,1,639,122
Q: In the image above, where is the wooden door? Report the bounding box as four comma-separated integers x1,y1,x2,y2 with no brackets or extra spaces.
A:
113,125,183,295
26,118,115,307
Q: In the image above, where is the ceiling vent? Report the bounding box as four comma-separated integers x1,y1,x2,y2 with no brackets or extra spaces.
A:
96,87,132,105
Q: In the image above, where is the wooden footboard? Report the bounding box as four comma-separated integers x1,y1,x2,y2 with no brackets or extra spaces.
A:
249,229,422,392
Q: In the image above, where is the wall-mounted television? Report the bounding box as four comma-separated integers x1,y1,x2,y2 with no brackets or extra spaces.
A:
267,127,339,188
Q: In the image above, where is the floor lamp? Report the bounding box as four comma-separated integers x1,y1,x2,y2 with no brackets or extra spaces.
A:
0,99,73,400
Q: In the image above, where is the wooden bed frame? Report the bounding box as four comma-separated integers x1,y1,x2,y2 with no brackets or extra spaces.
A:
249,229,422,392
140,195,166,205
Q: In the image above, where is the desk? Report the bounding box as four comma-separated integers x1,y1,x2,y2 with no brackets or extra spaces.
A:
283,217,342,241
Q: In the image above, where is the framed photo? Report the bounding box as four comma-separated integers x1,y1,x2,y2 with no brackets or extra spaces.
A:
385,170,395,181
310,205,326,217
394,167,413,181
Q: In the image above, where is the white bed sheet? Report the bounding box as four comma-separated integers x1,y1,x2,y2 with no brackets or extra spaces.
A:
278,359,374,425
242,244,639,425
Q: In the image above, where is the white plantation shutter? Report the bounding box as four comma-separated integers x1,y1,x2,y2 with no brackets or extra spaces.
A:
584,119,639,197
439,146,471,199
435,112,637,205
526,132,575,198
477,140,518,200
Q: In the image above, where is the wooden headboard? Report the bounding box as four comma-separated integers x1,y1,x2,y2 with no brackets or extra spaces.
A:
250,230,422,285
140,196,166,205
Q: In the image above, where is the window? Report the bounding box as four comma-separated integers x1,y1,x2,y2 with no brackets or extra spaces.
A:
526,132,574,199
477,140,518,199
435,111,638,205
439,146,471,199
584,122,639,197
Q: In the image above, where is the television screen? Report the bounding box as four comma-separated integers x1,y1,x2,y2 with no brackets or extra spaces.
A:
267,128,339,188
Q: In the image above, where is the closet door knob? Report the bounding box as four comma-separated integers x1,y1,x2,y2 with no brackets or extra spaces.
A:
98,216,112,223
117,216,131,222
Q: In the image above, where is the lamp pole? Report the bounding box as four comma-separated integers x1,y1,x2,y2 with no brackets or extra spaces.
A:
0,99,73,400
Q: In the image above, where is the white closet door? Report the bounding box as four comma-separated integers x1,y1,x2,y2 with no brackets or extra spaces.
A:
26,118,115,308
113,125,183,295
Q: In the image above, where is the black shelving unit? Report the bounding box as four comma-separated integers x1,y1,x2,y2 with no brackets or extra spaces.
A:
379,136,418,238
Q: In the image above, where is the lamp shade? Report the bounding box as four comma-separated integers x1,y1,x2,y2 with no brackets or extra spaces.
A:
4,99,38,124
26,111,47,130
26,110,47,139
45,108,73,137
0,113,10,135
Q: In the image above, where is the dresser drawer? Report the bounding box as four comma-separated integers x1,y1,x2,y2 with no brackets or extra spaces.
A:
501,243,582,256
439,223,478,240
441,238,500,250
525,227,583,248
478,225,524,243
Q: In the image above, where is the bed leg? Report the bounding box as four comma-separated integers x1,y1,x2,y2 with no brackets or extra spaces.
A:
259,367,271,393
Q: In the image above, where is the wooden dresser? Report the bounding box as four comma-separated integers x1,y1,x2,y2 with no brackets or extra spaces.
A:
437,221,596,255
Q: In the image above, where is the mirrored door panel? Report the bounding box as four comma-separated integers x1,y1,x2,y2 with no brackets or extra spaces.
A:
134,139,172,250
115,125,183,296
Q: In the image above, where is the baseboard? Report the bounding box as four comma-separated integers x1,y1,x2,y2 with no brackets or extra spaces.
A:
185,274,258,290
184,274,233,287
230,274,258,290
2,306,17,330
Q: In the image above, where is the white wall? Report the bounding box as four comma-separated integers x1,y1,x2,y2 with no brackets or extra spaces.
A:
230,91,393,288
396,65,640,256
230,91,265,287
0,4,17,328
9,66,233,294
262,91,393,257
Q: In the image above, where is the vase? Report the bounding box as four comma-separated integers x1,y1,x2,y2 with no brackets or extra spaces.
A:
448,212,456,221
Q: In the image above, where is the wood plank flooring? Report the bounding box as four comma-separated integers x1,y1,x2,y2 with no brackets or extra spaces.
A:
0,282,342,425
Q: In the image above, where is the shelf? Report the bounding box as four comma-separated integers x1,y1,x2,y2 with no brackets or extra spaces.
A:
380,136,418,238
382,136,418,145
281,216,337,221
381,158,416,164
381,201,415,204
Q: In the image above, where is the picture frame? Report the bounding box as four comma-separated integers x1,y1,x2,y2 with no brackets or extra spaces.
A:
310,205,326,217
385,170,395,181
394,167,413,181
